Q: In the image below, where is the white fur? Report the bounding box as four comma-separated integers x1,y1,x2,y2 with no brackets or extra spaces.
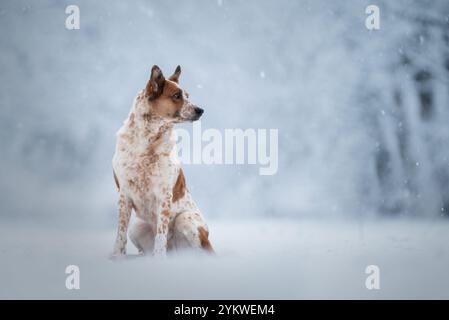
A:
111,90,211,258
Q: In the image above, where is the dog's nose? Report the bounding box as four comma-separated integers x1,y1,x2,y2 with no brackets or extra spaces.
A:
194,107,204,116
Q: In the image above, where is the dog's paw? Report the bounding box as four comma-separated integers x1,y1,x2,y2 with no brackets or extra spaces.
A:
152,247,167,259
110,248,127,260
109,252,126,260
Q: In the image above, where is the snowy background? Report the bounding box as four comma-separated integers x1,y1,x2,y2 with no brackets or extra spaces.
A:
1,0,449,299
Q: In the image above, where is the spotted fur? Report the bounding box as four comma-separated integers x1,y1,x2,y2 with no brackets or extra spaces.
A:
111,65,213,258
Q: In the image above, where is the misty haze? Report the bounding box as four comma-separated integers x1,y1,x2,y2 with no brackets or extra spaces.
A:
1,0,449,299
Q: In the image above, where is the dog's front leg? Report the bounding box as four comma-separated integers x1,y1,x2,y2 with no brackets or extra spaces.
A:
153,200,171,258
112,193,132,257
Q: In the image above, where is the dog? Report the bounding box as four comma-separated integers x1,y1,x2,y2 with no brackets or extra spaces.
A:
111,65,213,258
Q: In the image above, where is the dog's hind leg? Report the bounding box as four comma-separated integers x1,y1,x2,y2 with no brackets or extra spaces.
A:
173,212,214,254
129,219,154,255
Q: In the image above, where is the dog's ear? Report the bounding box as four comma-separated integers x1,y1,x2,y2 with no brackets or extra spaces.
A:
145,65,165,100
168,65,181,83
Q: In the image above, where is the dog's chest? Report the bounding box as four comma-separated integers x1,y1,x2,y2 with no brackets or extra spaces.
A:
112,120,184,224
116,147,179,196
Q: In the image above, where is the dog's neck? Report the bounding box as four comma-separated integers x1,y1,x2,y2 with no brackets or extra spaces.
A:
119,98,176,156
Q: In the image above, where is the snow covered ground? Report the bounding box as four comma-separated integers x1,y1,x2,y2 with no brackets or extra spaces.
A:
1,218,448,299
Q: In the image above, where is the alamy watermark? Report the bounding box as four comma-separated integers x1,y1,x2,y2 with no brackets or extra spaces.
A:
65,5,80,30
365,265,380,290
65,265,80,290
175,122,278,176
365,5,380,30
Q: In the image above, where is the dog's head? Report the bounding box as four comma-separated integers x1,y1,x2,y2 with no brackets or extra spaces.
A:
143,65,203,123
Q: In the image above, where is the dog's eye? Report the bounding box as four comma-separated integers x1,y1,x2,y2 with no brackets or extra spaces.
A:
172,92,182,100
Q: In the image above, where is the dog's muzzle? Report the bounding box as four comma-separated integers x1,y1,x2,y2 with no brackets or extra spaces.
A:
192,107,204,121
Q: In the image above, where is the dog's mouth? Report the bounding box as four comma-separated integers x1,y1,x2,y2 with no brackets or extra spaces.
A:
177,107,204,122
175,115,202,123
190,114,203,122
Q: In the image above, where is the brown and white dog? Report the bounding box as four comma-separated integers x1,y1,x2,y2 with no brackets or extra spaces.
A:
111,65,213,258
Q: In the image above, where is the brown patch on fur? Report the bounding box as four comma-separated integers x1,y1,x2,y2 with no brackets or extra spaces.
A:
113,169,120,191
127,179,136,189
129,113,136,128
172,169,186,202
148,80,184,119
146,65,165,100
198,226,214,253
